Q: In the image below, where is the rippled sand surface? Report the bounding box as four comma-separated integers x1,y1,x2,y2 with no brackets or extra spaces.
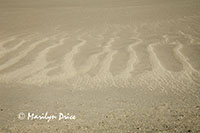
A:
0,0,200,132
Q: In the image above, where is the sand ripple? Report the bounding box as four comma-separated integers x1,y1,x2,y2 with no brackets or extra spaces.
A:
0,6,200,91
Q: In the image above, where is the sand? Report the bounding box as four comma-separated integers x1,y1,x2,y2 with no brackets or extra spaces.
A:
0,0,200,132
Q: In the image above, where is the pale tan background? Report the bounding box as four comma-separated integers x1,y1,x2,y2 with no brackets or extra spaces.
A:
0,0,200,132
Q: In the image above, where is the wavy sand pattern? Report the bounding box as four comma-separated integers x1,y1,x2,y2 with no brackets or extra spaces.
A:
1,26,199,87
